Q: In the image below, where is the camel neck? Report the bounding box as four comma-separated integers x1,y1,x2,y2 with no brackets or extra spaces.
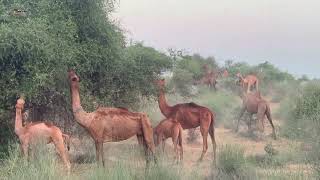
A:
15,108,23,135
158,88,172,118
70,83,92,128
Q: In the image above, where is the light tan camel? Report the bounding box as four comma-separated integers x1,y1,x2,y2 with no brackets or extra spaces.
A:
235,92,276,139
154,118,183,162
14,98,71,170
236,73,259,93
68,70,156,166
156,79,216,162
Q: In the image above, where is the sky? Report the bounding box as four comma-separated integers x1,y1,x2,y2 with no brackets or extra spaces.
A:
113,0,320,78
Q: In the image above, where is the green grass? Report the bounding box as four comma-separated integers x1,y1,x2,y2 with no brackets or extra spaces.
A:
215,145,257,180
192,88,240,128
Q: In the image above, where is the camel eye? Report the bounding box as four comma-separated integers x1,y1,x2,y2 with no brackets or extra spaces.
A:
72,77,77,81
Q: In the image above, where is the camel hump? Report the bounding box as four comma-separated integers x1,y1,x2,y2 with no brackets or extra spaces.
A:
187,102,199,107
25,121,54,128
44,121,54,127
117,107,129,111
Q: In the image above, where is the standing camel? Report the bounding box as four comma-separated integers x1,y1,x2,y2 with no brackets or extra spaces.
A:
155,79,216,162
195,72,218,90
235,92,276,139
236,73,259,93
14,98,71,170
154,118,183,162
68,70,156,166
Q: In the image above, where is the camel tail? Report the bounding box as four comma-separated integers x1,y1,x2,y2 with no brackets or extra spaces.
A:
62,134,70,151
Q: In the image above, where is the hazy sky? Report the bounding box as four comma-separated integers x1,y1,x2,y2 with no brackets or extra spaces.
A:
113,0,320,78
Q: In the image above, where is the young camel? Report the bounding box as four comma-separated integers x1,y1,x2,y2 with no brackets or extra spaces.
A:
156,79,216,162
154,118,183,162
235,91,277,140
68,70,156,166
236,73,259,93
14,98,71,170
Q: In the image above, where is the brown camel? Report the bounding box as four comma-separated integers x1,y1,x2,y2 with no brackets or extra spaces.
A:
236,73,259,93
14,98,71,170
156,79,216,162
195,71,218,90
235,91,276,140
154,118,183,162
68,70,156,166
199,65,218,90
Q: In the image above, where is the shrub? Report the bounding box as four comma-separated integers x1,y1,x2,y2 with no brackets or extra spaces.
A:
281,81,320,139
192,88,239,128
216,145,257,180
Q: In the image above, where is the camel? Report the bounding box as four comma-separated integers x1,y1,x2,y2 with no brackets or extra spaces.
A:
68,70,156,166
155,79,216,162
14,98,71,170
195,71,218,90
154,118,183,162
236,73,259,93
235,91,276,140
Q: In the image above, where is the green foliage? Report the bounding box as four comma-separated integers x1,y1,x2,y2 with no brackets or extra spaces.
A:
0,0,172,156
281,81,320,139
171,54,218,96
171,68,194,97
193,88,239,128
216,145,257,180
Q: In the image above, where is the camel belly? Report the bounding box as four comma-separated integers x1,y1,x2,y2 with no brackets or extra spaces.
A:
102,121,141,142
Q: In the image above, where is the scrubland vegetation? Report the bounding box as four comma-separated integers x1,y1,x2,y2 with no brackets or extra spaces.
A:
0,0,320,179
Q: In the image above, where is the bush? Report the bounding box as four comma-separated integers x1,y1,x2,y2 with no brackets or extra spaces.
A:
216,145,257,180
281,81,320,139
192,88,239,128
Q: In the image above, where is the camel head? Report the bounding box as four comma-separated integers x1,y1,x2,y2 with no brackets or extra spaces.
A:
68,70,80,82
68,70,81,90
16,98,25,110
155,79,165,89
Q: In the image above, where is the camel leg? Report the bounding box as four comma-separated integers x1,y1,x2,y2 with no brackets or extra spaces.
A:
248,114,253,132
141,115,157,164
172,125,180,162
209,120,216,165
178,126,183,162
198,116,211,162
21,142,29,159
52,135,71,171
161,138,166,153
257,105,267,133
247,82,251,93
266,106,276,140
95,141,104,166
236,107,246,132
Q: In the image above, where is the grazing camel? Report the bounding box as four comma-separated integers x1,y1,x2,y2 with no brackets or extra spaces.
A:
155,79,216,162
68,70,156,166
195,71,218,90
236,73,259,93
14,98,71,170
154,118,183,162
235,91,276,140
